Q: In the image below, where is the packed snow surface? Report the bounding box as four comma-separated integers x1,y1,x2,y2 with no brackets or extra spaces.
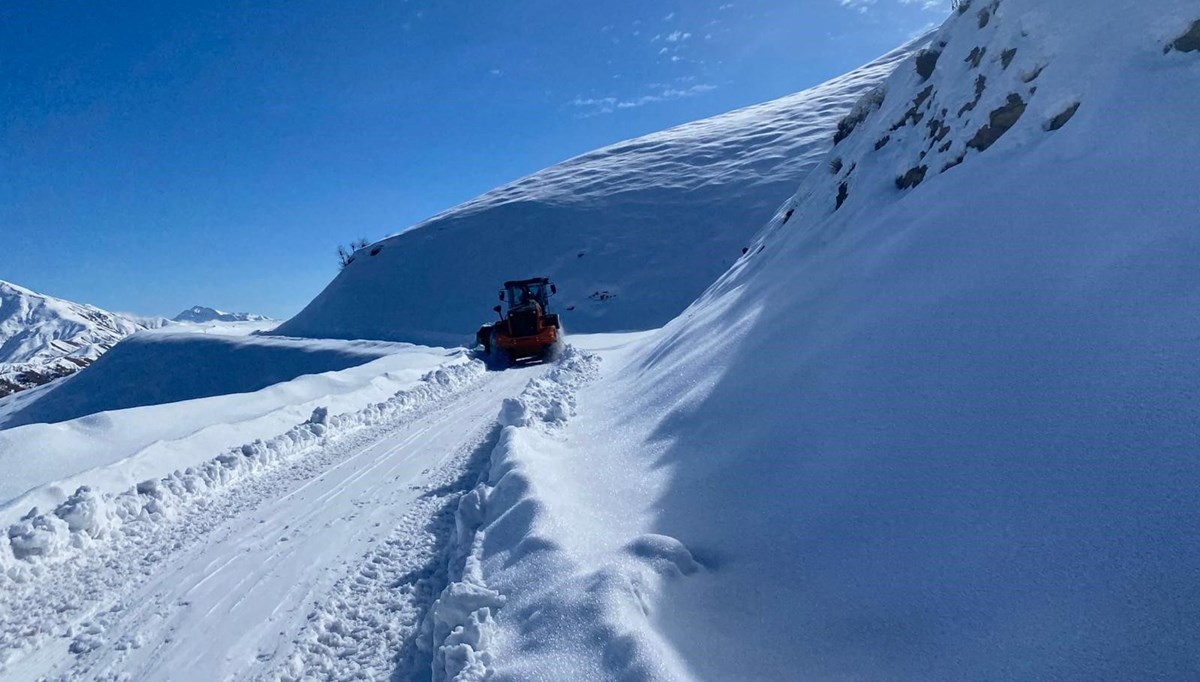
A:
273,41,920,346
0,281,147,397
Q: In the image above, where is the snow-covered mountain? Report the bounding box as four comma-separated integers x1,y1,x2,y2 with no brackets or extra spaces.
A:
173,306,271,323
459,1,1200,679
4,2,1200,680
273,40,921,346
0,281,146,397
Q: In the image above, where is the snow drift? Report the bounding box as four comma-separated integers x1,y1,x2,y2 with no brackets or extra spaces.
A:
459,1,1200,679
273,43,920,346
0,332,406,428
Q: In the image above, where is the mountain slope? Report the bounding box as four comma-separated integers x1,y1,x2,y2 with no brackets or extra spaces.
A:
0,281,146,397
274,41,922,346
438,1,1200,679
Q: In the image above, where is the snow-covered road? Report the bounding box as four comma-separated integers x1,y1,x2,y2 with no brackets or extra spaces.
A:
1,362,541,681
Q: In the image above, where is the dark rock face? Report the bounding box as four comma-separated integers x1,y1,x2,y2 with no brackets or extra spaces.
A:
967,93,1027,151
966,46,987,68
916,49,942,81
1046,102,1081,131
1169,20,1200,52
896,165,929,190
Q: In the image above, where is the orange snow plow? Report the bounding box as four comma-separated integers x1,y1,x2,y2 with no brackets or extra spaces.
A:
476,277,562,365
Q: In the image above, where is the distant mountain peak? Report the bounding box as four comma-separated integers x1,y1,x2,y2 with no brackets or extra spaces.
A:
173,306,270,323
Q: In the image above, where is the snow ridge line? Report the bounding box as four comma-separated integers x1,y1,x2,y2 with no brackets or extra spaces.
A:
0,358,487,583
421,346,601,682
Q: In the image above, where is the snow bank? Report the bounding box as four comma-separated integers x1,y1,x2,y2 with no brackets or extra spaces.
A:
422,348,622,681
0,342,465,517
509,1,1200,678
272,42,921,346
1,331,407,428
421,348,705,680
0,360,485,584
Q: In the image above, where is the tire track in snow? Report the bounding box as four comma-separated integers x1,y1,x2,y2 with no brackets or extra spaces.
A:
0,360,505,680
270,423,504,681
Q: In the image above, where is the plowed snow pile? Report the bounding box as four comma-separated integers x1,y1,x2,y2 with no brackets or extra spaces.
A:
457,1,1200,679
0,337,469,521
273,43,919,346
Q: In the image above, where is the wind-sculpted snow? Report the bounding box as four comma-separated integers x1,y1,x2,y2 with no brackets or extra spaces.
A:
273,43,921,346
0,359,485,670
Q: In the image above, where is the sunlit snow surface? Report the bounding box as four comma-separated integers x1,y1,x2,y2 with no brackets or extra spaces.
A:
4,1,1200,679
273,42,920,346
463,1,1200,680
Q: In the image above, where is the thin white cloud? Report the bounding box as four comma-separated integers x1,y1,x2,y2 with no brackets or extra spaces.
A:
900,0,948,8
843,0,948,12
567,83,717,116
839,0,876,12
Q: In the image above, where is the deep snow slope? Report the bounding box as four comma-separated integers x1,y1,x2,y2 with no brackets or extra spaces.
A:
274,42,921,346
0,281,146,397
445,2,1200,680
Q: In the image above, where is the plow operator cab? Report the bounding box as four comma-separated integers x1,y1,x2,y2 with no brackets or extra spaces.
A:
476,277,562,364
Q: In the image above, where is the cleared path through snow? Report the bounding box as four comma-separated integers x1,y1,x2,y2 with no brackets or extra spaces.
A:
2,363,540,681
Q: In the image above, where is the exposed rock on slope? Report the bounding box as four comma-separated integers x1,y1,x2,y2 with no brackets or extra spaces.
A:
274,41,924,346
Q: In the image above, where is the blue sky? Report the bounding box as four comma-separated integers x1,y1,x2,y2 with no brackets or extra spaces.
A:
2,0,948,319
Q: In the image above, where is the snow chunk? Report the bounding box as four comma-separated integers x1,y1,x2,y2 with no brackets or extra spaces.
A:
7,508,69,560
307,406,330,425
54,486,111,539
625,534,701,577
